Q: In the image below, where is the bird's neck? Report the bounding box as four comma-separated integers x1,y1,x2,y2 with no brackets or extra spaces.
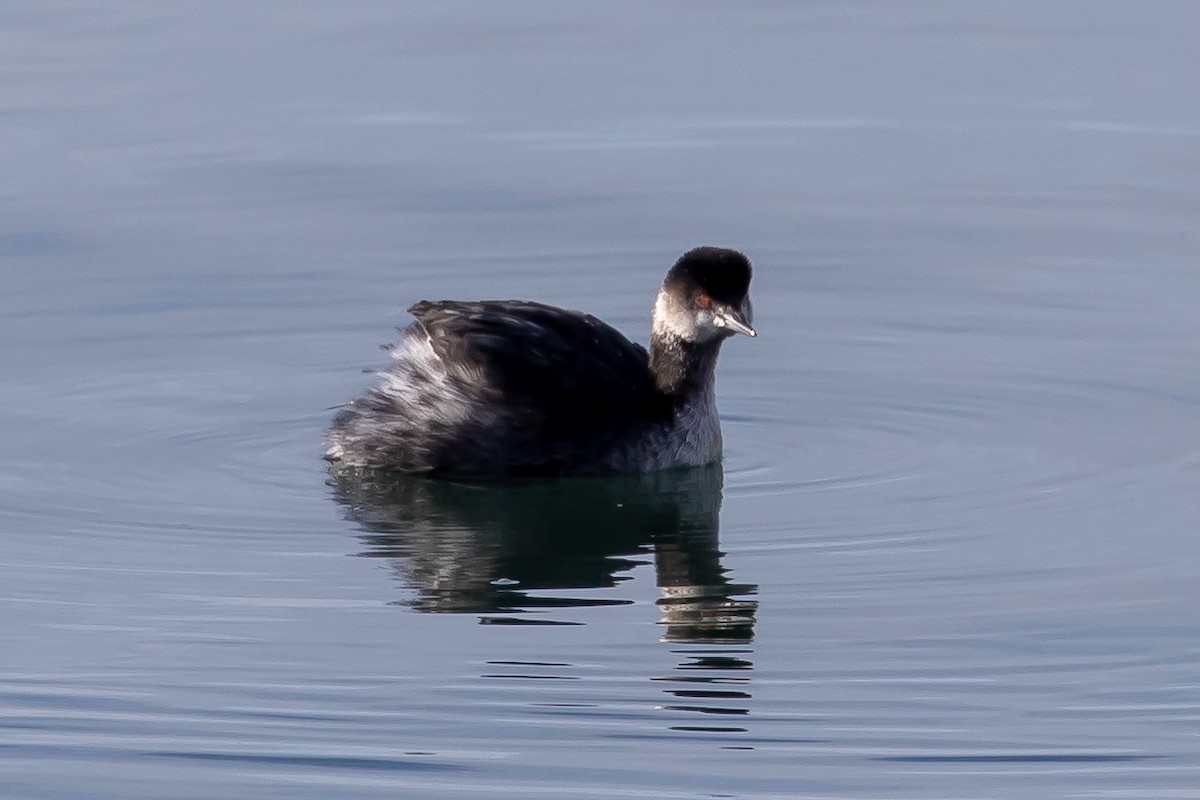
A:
648,331,722,397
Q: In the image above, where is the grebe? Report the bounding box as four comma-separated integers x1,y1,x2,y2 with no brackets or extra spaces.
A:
325,246,755,475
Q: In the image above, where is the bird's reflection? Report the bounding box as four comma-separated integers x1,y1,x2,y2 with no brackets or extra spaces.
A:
328,463,758,726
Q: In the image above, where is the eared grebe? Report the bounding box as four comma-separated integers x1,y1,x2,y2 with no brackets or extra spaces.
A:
325,246,755,476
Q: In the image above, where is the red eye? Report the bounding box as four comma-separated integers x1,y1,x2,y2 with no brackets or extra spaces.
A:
696,293,712,309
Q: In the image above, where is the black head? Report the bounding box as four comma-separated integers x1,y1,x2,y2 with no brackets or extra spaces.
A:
664,247,753,306
655,246,756,342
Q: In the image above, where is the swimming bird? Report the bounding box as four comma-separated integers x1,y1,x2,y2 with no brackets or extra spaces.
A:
325,246,755,476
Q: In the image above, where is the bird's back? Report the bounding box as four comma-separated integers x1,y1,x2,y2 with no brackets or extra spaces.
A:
327,300,670,475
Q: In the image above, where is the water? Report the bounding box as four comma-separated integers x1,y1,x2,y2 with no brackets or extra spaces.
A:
2,2,1197,798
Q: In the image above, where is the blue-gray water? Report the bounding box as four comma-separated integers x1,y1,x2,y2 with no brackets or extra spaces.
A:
2,3,1197,798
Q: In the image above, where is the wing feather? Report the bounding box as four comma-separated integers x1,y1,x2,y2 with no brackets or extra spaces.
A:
408,300,664,440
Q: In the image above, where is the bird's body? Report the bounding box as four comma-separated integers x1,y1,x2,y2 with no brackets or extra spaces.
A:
326,247,755,476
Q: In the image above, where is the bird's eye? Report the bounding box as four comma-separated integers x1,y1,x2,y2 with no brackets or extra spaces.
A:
696,293,712,309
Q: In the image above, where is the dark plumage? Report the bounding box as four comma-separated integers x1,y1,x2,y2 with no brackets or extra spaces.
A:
326,246,755,476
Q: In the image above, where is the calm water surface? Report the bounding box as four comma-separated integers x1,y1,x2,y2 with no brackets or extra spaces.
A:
2,3,1197,799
